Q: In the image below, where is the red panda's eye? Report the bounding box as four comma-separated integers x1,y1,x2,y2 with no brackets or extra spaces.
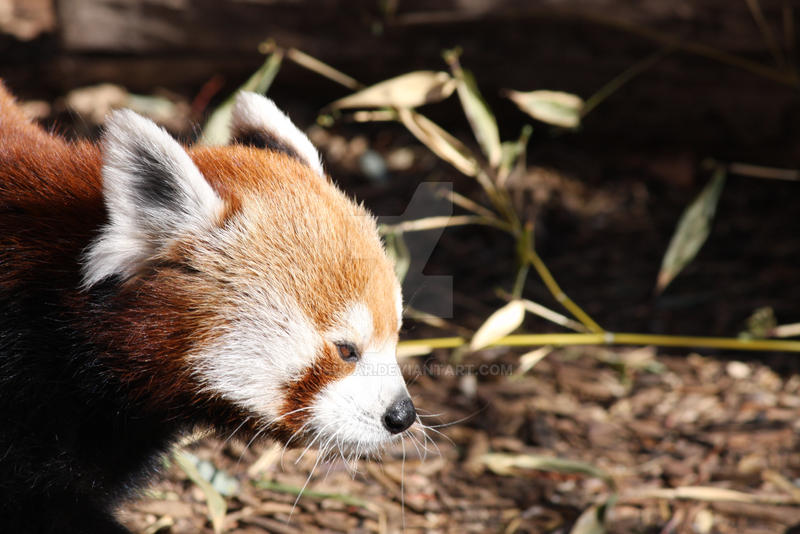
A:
335,343,360,363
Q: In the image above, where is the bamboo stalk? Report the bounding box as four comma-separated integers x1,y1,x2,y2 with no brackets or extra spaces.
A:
582,47,672,118
526,249,605,333
521,299,588,333
286,48,364,90
398,333,800,352
744,0,786,68
380,214,509,234
443,189,502,220
728,162,800,181
348,110,399,122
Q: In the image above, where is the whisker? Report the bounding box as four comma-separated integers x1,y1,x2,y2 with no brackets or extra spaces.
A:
271,406,313,423
412,421,445,458
279,420,312,469
415,411,447,418
237,426,266,467
288,443,325,522
419,405,488,429
216,416,252,455
294,423,329,465
404,429,425,461
403,368,424,388
400,437,407,532
417,423,455,448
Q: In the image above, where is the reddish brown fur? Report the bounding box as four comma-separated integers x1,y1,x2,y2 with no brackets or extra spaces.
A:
273,344,355,438
0,85,232,424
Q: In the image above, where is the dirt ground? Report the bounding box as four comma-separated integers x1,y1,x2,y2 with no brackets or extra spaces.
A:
118,347,800,534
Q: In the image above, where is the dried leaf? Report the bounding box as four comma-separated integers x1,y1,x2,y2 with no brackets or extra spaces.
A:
143,516,175,534
656,168,727,292
570,504,606,534
507,89,584,128
627,485,774,503
454,69,502,168
481,452,613,485
173,450,227,534
693,509,715,534
517,346,553,375
397,343,434,358
470,300,526,351
200,50,284,146
247,443,282,478
571,495,617,534
396,108,480,177
329,71,456,110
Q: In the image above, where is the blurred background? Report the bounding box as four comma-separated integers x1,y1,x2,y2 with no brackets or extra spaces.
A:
3,1,800,533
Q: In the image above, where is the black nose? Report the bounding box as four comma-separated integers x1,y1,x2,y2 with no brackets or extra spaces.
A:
382,397,416,434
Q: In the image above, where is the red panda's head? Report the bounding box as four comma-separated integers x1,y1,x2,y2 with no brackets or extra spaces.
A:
82,92,414,456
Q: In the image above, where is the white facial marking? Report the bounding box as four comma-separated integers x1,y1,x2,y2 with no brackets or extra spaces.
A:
83,109,223,287
312,337,408,455
231,91,325,178
325,302,373,347
395,284,404,331
190,286,319,421
309,300,410,455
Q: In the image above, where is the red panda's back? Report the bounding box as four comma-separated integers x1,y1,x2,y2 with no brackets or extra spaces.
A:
0,82,105,289
0,82,102,205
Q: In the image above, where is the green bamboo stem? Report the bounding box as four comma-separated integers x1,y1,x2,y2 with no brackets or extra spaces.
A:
443,189,502,220
398,333,800,352
526,249,604,333
582,47,672,118
744,0,786,68
511,264,529,299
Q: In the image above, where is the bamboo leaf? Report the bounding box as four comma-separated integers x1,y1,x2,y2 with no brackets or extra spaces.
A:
470,300,526,350
517,346,553,375
570,495,617,534
397,343,434,358
174,451,227,534
498,124,533,185
570,504,606,534
200,50,284,146
454,69,502,168
625,485,787,504
506,89,584,128
253,479,372,509
481,452,614,486
396,108,480,177
656,168,727,292
328,71,456,110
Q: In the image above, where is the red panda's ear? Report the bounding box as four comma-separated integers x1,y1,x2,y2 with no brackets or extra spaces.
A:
230,91,325,178
82,110,224,287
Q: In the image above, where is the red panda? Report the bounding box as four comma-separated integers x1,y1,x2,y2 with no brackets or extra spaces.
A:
0,83,415,533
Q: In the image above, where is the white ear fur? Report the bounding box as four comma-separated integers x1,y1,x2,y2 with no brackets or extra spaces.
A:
231,91,324,178
82,109,223,287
